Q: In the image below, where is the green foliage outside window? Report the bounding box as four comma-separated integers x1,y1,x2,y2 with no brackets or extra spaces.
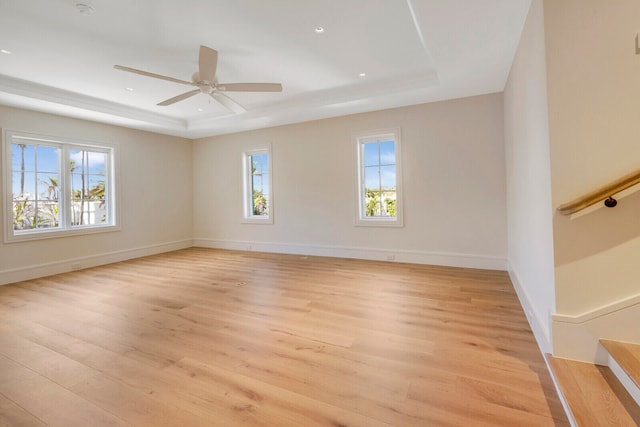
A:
253,189,268,216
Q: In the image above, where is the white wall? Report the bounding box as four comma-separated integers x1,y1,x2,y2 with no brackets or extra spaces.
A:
503,0,556,352
0,106,193,284
193,94,507,269
544,0,640,315
543,0,640,360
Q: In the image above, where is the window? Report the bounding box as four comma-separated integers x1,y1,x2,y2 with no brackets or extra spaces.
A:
3,130,118,242
242,146,272,224
355,128,403,226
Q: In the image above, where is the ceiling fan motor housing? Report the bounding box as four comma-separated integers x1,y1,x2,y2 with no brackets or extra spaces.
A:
114,45,282,112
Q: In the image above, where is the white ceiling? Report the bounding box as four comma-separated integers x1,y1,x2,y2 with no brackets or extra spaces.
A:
0,0,532,139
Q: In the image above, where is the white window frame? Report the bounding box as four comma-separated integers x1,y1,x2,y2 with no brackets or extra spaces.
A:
3,130,119,243
242,145,273,224
354,127,403,227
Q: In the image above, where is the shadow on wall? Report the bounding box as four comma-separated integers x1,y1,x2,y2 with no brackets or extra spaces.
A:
553,189,640,266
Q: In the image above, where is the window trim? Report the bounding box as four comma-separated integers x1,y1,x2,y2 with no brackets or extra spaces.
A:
241,144,273,224
3,129,120,243
354,127,403,227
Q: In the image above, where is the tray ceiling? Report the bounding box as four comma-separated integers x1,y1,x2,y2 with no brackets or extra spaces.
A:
0,0,532,138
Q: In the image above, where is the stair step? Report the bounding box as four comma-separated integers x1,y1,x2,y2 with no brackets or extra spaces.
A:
601,339,640,390
547,355,640,426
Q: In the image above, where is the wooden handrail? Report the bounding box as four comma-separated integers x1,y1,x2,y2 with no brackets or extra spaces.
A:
557,168,640,215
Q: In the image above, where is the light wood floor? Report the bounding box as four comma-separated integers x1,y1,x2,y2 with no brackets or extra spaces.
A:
0,248,569,426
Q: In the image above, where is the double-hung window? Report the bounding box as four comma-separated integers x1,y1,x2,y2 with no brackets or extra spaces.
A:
355,128,403,226
242,146,272,224
3,130,117,242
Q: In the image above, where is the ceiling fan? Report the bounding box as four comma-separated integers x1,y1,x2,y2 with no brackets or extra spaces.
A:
114,45,282,113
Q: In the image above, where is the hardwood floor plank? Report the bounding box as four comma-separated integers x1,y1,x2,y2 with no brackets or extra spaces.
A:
0,393,47,427
0,323,278,426
0,355,125,427
0,248,568,425
165,356,394,427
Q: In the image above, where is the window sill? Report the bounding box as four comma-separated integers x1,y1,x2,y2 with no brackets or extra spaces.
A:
5,223,120,243
241,216,273,225
355,218,404,228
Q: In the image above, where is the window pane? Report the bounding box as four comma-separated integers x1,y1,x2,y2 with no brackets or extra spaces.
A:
252,188,268,216
251,154,265,176
69,149,82,167
252,168,265,186
8,143,63,232
87,151,107,174
68,150,109,227
379,141,395,165
363,143,379,167
36,146,59,173
70,173,83,198
37,173,60,201
364,166,380,190
71,200,103,226
259,174,270,198
380,165,396,189
36,200,59,228
71,201,83,225
12,143,35,172
382,191,397,217
365,190,382,217
84,199,105,225
252,178,263,194
12,143,41,199
259,154,268,172
249,153,268,217
87,177,105,201
13,200,36,230
13,171,37,198
86,151,107,217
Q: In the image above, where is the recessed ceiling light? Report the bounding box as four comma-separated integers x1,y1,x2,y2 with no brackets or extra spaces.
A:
197,108,204,112
125,87,134,92
0,49,12,55
315,27,325,34
359,72,367,77
75,3,96,15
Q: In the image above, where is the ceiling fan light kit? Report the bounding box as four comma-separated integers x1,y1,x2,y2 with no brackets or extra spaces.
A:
114,46,282,114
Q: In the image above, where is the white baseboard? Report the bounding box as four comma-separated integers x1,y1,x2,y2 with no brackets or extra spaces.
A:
552,295,640,363
543,354,579,427
507,261,552,354
506,263,577,425
0,239,193,286
0,237,507,286
193,238,508,271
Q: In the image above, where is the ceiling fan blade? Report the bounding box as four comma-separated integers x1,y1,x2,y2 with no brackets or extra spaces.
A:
211,92,246,114
217,83,283,92
157,89,201,106
114,65,193,86
199,46,218,83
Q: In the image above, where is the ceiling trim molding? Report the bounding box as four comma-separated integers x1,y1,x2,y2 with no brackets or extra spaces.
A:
0,74,186,129
405,0,439,71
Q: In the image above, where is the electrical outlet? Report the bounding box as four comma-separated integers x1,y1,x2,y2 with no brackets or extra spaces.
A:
386,255,396,261
71,263,82,270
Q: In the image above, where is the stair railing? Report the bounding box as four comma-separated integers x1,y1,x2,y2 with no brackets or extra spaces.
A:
557,168,640,215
